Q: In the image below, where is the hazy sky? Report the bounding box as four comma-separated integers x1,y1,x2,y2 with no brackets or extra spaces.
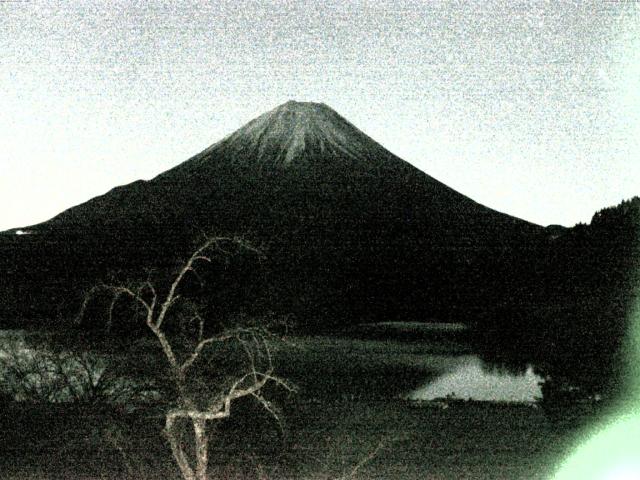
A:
1,0,639,231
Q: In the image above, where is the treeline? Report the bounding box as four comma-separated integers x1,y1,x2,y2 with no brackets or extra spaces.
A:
474,197,640,401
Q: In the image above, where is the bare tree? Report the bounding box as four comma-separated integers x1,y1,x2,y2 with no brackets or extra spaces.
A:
77,236,292,480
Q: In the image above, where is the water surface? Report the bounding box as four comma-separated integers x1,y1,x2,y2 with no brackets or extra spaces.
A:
408,354,542,402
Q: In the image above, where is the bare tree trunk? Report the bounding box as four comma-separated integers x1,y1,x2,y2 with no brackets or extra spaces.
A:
193,418,209,480
76,237,285,480
165,416,196,480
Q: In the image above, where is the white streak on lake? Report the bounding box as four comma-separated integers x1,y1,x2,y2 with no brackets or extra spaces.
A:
409,355,543,403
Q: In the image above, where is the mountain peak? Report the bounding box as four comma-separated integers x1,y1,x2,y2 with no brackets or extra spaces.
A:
276,100,331,114
266,100,337,131
214,100,386,168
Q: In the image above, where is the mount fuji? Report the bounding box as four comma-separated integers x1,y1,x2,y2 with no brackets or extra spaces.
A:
1,101,545,327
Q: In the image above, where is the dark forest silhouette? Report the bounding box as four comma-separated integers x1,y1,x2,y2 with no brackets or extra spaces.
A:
474,197,640,402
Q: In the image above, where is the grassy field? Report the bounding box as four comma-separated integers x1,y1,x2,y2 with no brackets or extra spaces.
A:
0,332,599,479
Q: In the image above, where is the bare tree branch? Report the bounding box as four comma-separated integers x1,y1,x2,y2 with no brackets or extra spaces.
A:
337,437,388,480
180,333,233,373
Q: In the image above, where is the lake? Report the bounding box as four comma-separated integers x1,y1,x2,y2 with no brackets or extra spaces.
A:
1,325,544,404
276,327,543,403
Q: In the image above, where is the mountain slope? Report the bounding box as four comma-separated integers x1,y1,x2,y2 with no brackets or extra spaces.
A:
1,101,544,328
35,101,534,234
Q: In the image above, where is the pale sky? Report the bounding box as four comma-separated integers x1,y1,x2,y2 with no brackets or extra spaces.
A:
1,0,639,231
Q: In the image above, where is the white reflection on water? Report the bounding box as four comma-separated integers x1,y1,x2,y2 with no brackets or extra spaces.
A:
409,355,543,402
